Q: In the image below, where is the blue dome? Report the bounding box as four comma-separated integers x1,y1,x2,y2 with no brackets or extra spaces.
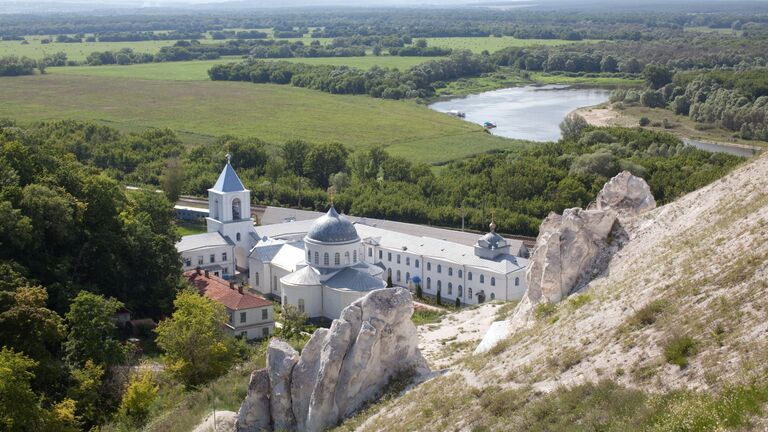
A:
306,207,360,244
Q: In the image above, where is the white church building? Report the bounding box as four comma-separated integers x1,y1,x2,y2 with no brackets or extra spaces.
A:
178,160,530,320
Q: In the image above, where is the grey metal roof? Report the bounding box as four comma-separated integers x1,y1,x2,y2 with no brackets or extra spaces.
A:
325,267,387,292
306,207,360,244
281,266,321,286
211,163,246,193
258,205,528,251
478,232,506,249
176,232,233,252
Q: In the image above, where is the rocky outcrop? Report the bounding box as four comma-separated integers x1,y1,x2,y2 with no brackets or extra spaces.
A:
235,287,429,432
525,208,618,304
504,171,656,331
593,170,656,215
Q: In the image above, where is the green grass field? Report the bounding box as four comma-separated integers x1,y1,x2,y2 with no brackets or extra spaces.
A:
0,74,525,164
50,55,440,80
0,37,224,62
528,72,643,86
425,36,602,53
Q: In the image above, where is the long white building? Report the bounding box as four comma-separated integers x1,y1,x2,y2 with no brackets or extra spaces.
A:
178,160,530,319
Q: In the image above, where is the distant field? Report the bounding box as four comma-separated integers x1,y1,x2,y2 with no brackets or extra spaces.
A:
50,55,439,80
0,74,525,164
0,37,223,62
425,36,602,53
528,72,643,86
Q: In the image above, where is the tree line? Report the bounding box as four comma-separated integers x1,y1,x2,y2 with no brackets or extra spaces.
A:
209,50,493,99
611,68,768,141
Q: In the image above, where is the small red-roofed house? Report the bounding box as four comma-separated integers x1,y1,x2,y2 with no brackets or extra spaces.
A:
184,269,274,340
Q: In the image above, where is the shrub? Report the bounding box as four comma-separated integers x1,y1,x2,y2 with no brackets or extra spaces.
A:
664,335,697,368
119,371,158,426
627,299,667,329
534,302,557,320
568,293,592,310
639,116,651,126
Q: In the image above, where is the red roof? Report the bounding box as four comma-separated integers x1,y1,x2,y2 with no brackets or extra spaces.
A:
184,271,272,311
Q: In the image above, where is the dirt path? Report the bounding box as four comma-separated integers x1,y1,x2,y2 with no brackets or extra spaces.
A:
417,303,502,369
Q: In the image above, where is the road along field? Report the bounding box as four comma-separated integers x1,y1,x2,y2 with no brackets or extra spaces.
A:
49,55,443,81
0,73,525,164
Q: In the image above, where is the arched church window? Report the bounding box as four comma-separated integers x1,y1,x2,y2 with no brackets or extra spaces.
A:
468,288,473,299
314,252,319,265
515,277,520,286
232,198,242,220
353,250,357,263
396,270,401,282
213,199,219,219
491,293,496,300
307,250,311,261
324,253,329,266
427,278,431,290
448,283,453,295
437,265,442,274
491,277,496,286
298,299,305,313
415,260,419,268
437,280,442,290
334,253,340,266
236,233,241,242
406,272,410,282
344,251,350,265
427,262,431,271
448,267,453,276
458,285,463,297
458,269,463,278
480,275,485,284
468,272,473,281
255,272,259,286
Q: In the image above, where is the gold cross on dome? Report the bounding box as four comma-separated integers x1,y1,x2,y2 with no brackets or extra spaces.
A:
327,185,337,207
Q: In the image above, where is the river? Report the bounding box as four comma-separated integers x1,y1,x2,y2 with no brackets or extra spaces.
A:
430,84,762,157
429,84,611,142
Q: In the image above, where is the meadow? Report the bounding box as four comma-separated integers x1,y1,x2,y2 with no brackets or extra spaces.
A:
424,36,602,53
0,73,523,164
49,55,441,80
0,36,225,62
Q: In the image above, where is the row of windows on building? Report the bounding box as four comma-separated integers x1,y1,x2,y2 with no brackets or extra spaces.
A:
186,252,228,267
373,247,520,288
228,308,269,324
308,250,358,266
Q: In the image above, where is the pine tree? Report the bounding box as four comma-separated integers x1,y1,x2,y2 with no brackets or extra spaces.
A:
386,274,393,288
416,284,422,299
455,296,461,308
436,288,442,305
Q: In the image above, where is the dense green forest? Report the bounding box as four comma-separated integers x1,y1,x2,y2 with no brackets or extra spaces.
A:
609,68,768,141
2,6,767,40
3,119,741,238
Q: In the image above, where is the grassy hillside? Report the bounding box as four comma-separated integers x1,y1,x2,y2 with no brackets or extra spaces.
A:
49,55,440,81
335,151,768,431
0,74,521,164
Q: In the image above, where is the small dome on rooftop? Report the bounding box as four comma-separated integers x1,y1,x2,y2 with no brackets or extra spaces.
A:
306,207,360,244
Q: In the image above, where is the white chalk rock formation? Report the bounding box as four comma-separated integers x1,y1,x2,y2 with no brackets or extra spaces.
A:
235,287,429,432
193,410,238,432
594,170,657,215
495,171,656,344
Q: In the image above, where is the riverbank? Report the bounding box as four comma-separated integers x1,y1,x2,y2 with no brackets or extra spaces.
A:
573,104,765,155
431,69,642,101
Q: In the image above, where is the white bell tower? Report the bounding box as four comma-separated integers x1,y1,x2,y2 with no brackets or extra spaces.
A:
206,154,254,271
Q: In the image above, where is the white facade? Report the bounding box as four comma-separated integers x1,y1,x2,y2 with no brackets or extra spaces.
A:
177,159,258,276
226,305,275,340
177,232,235,278
180,161,529,318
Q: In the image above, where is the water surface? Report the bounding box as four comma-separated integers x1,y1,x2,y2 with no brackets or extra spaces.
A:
429,84,611,142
